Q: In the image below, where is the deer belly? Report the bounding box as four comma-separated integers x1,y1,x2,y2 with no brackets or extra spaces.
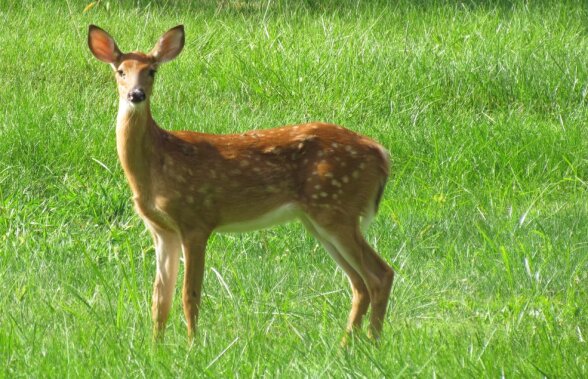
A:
215,203,300,233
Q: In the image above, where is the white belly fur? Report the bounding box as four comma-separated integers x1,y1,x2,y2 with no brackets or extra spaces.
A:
215,203,300,233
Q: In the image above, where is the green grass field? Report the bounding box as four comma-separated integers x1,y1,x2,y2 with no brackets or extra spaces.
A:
1,0,587,376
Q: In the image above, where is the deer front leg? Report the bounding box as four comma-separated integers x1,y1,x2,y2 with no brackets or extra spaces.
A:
151,229,181,340
181,230,210,339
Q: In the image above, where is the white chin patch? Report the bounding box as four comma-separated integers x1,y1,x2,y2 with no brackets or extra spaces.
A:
120,98,146,112
129,100,146,107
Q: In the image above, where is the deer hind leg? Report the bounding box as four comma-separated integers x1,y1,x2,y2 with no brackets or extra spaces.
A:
181,230,210,339
302,219,370,337
309,219,394,340
151,228,181,340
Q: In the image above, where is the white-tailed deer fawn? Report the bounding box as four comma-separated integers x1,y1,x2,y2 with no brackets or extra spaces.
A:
88,24,394,342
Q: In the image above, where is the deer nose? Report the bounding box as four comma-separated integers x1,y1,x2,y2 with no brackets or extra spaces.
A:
127,89,146,103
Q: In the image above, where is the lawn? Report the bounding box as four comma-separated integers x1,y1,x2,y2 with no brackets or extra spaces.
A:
0,0,586,377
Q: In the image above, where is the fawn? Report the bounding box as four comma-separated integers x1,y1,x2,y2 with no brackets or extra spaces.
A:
87,24,394,342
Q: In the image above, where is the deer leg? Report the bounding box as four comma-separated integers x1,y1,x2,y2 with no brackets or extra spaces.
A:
314,222,394,340
181,230,209,339
151,229,181,340
358,236,394,339
302,219,370,341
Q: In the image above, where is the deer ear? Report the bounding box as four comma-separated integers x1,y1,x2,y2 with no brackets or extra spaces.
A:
150,25,185,64
88,25,122,64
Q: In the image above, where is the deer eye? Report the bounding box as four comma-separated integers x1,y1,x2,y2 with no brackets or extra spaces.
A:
116,69,125,78
148,69,157,77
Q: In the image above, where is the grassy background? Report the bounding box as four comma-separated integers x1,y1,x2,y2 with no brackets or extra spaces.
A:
1,0,587,376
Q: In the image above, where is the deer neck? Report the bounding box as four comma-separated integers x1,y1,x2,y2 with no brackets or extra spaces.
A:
116,99,157,197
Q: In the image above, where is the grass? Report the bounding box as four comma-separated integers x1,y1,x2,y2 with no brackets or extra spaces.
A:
1,0,587,376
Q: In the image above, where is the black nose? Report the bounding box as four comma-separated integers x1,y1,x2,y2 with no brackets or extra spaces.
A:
127,89,146,103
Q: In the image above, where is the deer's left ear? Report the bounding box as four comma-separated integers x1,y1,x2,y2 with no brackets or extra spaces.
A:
150,25,185,64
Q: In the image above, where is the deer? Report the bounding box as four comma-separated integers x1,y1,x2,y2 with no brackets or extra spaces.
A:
87,24,394,344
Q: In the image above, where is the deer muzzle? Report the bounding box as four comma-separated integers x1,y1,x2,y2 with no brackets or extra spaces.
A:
127,88,146,103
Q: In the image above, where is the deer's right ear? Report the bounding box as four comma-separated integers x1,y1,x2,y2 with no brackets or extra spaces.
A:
88,25,122,64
